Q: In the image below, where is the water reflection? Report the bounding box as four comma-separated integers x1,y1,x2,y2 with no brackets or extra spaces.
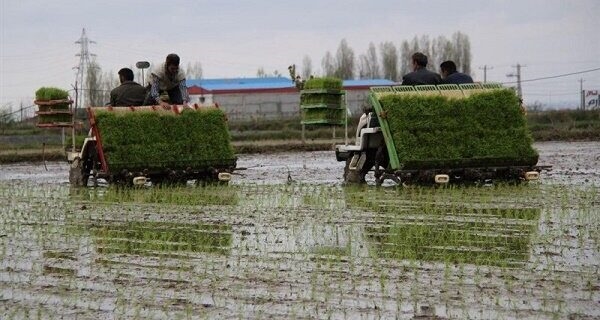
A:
70,184,239,206
344,186,541,266
88,221,232,255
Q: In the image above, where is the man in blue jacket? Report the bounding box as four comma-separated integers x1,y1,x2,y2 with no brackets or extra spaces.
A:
440,60,474,85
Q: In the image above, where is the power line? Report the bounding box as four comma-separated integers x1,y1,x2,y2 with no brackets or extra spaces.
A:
0,104,36,119
503,67,600,84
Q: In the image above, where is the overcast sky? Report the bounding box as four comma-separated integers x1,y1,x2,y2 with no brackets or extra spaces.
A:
1,0,599,110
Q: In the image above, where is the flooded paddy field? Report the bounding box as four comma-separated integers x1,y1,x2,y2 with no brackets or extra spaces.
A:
0,141,599,319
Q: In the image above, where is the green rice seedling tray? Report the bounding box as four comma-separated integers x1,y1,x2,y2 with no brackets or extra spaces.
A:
35,87,69,101
34,88,74,128
303,77,343,90
300,92,343,107
369,87,538,170
90,106,236,173
301,107,345,125
300,89,343,94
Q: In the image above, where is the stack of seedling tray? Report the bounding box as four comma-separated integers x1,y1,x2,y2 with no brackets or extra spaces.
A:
300,77,345,125
91,106,236,173
34,87,73,127
376,87,539,170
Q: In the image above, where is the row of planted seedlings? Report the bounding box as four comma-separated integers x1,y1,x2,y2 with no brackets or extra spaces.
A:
344,185,542,268
3,180,599,317
65,182,546,267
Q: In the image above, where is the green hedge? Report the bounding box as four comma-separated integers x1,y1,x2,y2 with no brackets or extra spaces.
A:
378,89,539,169
35,87,69,100
303,77,343,90
95,108,235,172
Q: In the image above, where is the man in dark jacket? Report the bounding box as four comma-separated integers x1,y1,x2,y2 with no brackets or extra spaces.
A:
109,68,146,106
401,52,442,85
440,60,474,85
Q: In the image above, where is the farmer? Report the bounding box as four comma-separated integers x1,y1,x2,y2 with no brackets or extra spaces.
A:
109,68,146,106
440,60,474,85
401,52,442,86
144,53,189,106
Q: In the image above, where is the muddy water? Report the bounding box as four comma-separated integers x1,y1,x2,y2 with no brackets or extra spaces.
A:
233,141,600,186
0,141,599,319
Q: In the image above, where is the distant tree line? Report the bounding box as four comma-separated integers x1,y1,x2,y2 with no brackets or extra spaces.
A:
84,32,470,106
300,31,472,82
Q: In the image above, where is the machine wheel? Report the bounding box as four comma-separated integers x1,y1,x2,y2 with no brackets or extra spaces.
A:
343,158,363,184
343,151,375,184
69,157,88,187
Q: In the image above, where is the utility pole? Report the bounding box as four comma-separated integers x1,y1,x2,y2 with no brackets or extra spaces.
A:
579,78,585,110
479,65,493,83
19,102,23,122
507,64,525,99
73,28,96,109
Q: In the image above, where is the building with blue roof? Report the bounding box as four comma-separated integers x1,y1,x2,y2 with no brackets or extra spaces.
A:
186,77,396,120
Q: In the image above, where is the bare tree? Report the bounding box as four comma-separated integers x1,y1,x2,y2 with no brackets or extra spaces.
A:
431,35,454,72
86,59,105,107
185,61,203,79
452,31,472,75
257,67,266,78
256,67,282,77
321,51,335,77
358,55,369,79
334,39,355,79
358,42,380,79
401,32,471,75
419,35,432,66
301,55,313,79
102,70,119,103
380,41,399,81
0,104,15,130
399,40,412,76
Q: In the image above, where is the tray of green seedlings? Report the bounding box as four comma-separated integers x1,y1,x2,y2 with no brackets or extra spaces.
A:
301,77,343,93
94,108,236,173
300,92,343,109
378,88,539,169
301,107,345,125
35,87,71,111
35,87,72,125
300,77,345,125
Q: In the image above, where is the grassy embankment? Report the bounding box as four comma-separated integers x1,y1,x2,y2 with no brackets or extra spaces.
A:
0,109,598,163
